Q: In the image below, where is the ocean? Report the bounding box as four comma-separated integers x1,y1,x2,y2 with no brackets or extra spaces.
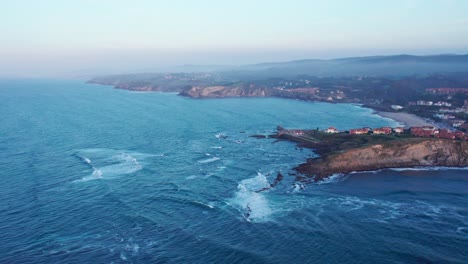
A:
0,79,467,263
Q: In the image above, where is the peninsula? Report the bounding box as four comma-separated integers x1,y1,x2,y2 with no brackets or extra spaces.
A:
275,127,468,181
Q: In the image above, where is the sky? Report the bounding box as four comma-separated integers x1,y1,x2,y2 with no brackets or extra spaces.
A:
1,0,468,78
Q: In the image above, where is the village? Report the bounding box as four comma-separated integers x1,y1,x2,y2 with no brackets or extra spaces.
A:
277,124,468,141
407,94,468,130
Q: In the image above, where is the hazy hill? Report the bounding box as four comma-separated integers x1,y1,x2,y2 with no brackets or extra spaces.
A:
89,54,468,87
225,54,468,79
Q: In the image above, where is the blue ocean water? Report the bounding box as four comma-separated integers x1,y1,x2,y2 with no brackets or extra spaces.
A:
0,79,467,263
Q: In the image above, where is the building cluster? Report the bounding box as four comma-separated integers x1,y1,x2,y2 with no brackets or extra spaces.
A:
436,108,467,128
408,94,467,129
349,127,371,135
415,100,452,107
426,88,468,95
373,127,393,135
325,126,404,135
410,126,467,140
434,113,456,120
439,108,468,114
279,125,467,141
416,100,434,106
282,129,306,136
434,101,452,107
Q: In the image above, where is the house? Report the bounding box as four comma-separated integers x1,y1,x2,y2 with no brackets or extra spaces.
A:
393,127,405,134
410,126,438,137
439,108,453,113
453,131,466,140
349,128,370,135
434,101,452,107
373,127,392,135
325,127,339,134
417,100,433,106
391,105,404,110
435,129,456,140
450,120,465,128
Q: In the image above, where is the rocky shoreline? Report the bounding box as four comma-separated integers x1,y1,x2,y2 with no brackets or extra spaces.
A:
291,137,467,181
279,135,468,181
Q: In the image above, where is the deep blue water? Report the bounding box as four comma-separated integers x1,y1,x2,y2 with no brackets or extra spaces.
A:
0,79,467,263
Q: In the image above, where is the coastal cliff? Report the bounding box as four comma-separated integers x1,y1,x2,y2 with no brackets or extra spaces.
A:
295,139,468,180
179,85,273,98
178,85,327,101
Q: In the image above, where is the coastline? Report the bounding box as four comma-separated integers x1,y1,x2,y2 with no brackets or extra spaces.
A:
293,138,468,180
374,111,437,128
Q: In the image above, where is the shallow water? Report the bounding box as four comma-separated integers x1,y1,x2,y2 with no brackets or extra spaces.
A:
0,79,466,263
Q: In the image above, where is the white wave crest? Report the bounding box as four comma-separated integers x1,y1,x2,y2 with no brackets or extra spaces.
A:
74,149,149,182
389,166,468,172
230,172,273,222
215,133,227,139
316,173,348,185
198,157,220,164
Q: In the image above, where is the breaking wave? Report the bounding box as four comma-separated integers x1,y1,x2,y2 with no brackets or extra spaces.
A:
230,172,273,222
198,157,221,164
73,148,152,182
389,166,468,172
316,173,348,185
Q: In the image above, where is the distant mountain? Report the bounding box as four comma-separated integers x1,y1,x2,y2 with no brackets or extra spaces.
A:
90,54,468,84
227,54,468,79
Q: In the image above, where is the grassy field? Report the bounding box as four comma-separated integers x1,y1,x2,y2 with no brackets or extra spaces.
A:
281,131,420,156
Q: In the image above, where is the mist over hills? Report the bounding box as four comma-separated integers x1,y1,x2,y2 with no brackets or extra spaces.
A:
224,54,468,80
89,54,468,93
92,54,468,81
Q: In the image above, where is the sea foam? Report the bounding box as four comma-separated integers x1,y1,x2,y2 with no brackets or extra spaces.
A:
230,172,273,222
74,149,150,182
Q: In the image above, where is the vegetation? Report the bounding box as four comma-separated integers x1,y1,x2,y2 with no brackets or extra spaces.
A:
279,131,417,156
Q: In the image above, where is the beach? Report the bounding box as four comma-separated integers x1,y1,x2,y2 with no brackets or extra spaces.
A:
376,111,437,128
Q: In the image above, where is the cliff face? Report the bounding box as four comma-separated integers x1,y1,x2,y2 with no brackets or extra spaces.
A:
178,86,329,101
296,139,468,180
179,85,273,98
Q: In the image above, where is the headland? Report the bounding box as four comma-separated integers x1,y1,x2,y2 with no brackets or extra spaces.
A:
274,126,468,181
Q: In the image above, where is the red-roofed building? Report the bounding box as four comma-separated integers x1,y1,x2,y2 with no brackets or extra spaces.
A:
325,127,339,134
349,128,370,135
410,126,438,137
453,131,466,140
373,127,392,135
435,129,456,139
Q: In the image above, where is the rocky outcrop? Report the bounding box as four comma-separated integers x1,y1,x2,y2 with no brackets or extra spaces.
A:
295,139,468,180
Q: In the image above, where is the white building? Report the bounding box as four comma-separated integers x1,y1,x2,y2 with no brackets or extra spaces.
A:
325,127,339,133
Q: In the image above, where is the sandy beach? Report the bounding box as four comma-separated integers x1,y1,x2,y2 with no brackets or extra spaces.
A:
376,111,437,128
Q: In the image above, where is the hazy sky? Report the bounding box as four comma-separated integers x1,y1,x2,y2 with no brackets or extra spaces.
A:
1,0,468,77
